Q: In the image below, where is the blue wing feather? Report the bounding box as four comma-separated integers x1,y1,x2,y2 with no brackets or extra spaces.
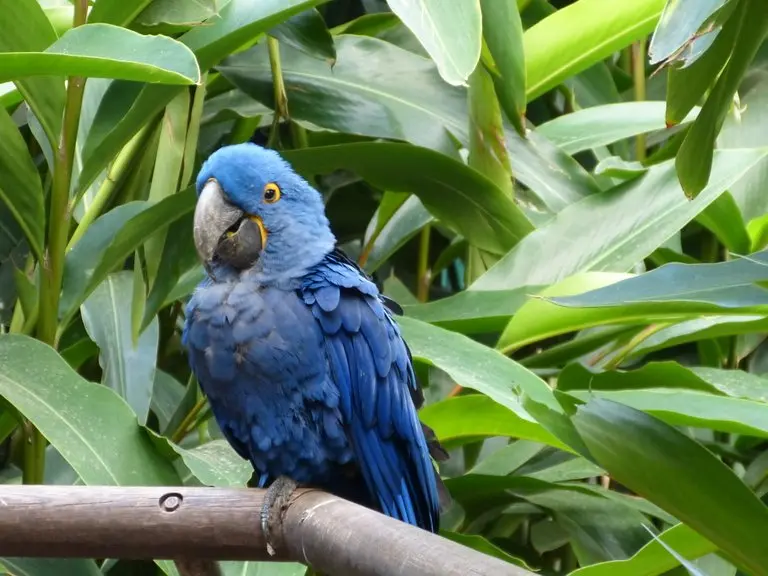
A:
301,250,441,532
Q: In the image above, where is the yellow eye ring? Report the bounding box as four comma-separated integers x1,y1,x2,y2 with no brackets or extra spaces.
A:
263,182,281,203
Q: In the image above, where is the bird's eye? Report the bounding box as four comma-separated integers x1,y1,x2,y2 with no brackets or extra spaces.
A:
263,182,281,204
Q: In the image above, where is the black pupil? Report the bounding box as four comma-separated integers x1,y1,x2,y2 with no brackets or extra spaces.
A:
265,189,275,200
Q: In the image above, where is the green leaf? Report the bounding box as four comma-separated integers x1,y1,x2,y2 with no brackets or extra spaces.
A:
403,286,542,334
0,335,179,485
283,143,533,255
385,0,481,86
218,562,308,576
81,272,159,426
537,102,698,155
220,35,598,205
151,369,185,432
697,191,751,253
0,24,201,85
134,0,219,28
399,317,567,445
64,189,196,324
362,195,433,273
649,0,731,65
76,0,325,197
419,394,566,449
88,0,153,26
441,532,533,569
551,251,768,310
0,106,45,260
675,0,768,198
271,8,336,63
524,0,665,100
61,202,149,324
497,272,634,353
471,149,768,290
181,0,329,71
0,0,64,149
571,523,717,576
0,558,101,576
571,398,768,576
173,439,251,487
480,0,526,132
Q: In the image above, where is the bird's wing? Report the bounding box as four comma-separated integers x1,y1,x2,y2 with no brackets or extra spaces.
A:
301,250,441,531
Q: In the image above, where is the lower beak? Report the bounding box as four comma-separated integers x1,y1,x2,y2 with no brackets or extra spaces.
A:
214,216,265,269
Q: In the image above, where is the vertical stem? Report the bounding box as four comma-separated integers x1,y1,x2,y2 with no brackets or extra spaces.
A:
416,225,431,302
266,36,287,149
28,0,88,485
632,38,648,161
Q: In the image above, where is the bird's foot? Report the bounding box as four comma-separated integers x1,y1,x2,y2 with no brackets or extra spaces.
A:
261,475,298,556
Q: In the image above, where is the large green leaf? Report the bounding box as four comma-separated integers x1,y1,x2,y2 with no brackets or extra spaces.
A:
648,0,731,65
0,0,64,147
61,189,196,325
219,35,598,207
571,399,768,576
471,148,768,290
0,24,200,85
283,143,533,254
88,0,153,25
75,0,325,196
537,102,698,155
271,7,336,63
551,251,768,309
419,394,565,449
0,106,44,259
385,0,481,86
403,286,541,334
81,272,159,426
524,0,665,100
134,0,219,28
0,335,179,485
571,523,717,576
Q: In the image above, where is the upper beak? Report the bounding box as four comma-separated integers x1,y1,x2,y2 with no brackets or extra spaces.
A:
193,179,265,269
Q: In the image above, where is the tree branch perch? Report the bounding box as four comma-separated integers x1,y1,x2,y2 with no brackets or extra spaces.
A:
0,486,532,576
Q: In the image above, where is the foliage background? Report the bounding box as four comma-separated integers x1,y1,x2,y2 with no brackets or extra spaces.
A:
1,0,768,574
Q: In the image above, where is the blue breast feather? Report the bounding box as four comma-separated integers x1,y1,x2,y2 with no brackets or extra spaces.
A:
183,250,441,531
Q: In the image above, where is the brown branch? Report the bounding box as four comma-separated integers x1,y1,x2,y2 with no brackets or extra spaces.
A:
0,486,531,576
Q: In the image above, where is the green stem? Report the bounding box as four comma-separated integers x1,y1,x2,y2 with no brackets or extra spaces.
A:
266,36,288,149
604,323,667,370
416,225,431,302
67,124,151,251
632,38,648,161
171,396,207,444
29,0,88,485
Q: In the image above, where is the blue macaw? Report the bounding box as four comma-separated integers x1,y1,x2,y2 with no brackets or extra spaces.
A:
182,143,448,550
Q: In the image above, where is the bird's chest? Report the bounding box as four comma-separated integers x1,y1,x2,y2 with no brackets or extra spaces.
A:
183,280,352,481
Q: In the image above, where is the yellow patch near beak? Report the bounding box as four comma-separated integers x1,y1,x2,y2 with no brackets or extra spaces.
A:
248,215,268,249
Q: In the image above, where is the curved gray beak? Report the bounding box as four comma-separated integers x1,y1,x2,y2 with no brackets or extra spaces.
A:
193,179,264,269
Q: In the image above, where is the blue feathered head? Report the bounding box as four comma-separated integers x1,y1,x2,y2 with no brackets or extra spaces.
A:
193,143,336,282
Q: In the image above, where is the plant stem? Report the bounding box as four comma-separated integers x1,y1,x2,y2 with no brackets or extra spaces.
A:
171,397,207,444
266,36,288,149
416,225,431,302
29,0,88,485
632,37,648,161
604,323,667,370
67,124,151,251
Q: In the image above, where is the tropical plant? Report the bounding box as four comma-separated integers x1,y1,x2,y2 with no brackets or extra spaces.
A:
1,0,768,574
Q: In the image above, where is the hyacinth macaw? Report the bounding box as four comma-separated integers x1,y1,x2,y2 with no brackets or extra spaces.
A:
182,143,448,550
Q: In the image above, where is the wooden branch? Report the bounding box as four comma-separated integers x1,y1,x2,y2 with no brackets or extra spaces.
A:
0,486,532,576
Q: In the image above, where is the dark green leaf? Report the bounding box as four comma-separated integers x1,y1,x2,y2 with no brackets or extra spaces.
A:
0,558,101,576
151,370,185,433
134,0,219,28
271,8,335,62
284,143,533,254
0,106,44,259
88,0,153,26
571,398,768,576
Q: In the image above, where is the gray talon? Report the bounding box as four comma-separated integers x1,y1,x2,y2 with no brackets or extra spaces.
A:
260,476,298,556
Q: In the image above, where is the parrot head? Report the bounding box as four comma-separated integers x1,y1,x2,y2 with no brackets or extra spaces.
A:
193,143,336,282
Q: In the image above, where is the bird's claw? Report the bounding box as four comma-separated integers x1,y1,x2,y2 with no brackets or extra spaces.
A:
260,475,298,556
